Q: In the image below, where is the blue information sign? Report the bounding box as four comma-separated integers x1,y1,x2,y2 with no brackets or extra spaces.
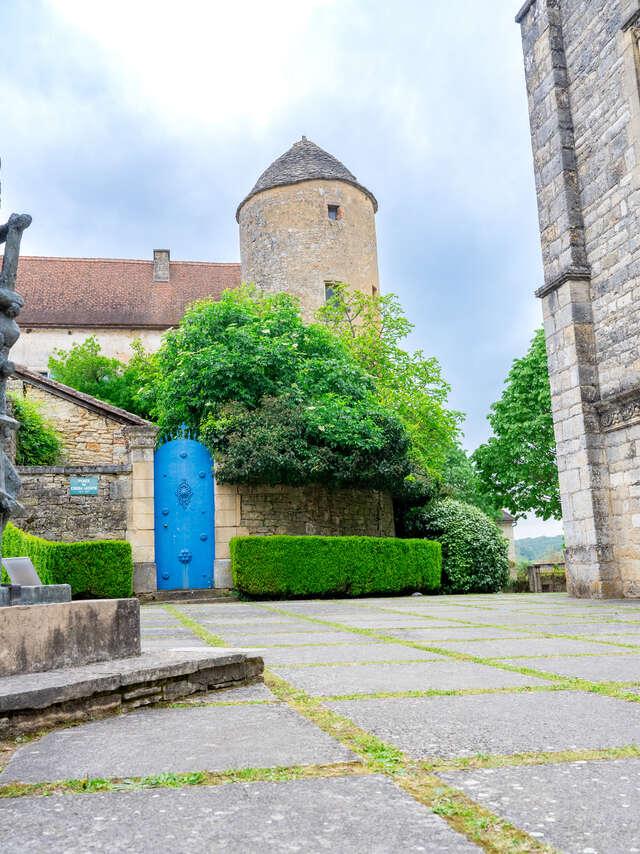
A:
69,476,99,495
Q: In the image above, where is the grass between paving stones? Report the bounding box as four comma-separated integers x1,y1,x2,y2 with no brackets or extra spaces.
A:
254,602,640,703
161,604,226,646
0,762,367,800
421,744,640,773
344,602,640,643
264,671,555,853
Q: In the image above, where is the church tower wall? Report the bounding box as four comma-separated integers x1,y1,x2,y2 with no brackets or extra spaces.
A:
517,0,640,596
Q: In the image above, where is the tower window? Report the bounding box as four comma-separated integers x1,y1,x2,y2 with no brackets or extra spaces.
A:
328,204,341,221
325,282,337,302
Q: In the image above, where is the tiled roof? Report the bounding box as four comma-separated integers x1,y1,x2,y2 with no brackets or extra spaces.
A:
500,510,516,523
13,365,153,426
236,137,378,220
9,256,242,328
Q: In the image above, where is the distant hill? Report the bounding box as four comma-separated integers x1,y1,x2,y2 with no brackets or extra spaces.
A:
515,535,564,564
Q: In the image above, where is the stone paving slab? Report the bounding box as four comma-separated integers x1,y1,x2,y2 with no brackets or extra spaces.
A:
0,704,356,782
239,643,446,667
215,631,383,646
272,660,550,697
584,633,640,646
440,758,640,853
203,622,330,634
452,613,610,626
533,623,640,635
0,775,480,853
385,628,532,642
431,637,622,657
330,617,455,628
501,654,640,682
328,690,640,758
140,638,210,651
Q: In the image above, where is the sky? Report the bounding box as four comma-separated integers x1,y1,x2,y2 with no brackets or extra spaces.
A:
2,0,560,538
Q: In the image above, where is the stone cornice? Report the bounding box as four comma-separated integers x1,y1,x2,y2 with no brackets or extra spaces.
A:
515,0,536,24
622,7,640,31
596,387,640,432
535,266,592,299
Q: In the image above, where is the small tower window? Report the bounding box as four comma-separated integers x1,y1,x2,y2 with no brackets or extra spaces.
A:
328,204,340,221
325,282,337,302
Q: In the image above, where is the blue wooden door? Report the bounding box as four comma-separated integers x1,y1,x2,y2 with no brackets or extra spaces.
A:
154,430,215,590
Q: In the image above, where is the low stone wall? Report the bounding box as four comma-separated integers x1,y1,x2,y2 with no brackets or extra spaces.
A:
214,481,395,587
15,465,131,542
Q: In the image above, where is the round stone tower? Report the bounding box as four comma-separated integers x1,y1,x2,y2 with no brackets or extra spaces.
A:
236,136,380,320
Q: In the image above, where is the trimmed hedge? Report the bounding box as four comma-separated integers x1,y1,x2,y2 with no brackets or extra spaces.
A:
1,522,134,599
230,535,441,599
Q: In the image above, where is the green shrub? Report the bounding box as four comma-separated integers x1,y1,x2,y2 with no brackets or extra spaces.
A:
404,498,509,594
230,535,441,599
9,393,64,465
1,522,133,598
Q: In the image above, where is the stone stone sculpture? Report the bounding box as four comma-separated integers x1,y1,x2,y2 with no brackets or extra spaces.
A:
0,213,31,548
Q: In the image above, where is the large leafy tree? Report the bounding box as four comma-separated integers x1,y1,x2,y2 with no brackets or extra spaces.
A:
155,286,412,491
438,444,502,519
48,336,158,420
472,328,560,520
316,284,462,476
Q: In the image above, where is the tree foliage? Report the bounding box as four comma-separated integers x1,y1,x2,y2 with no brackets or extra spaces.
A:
438,445,502,519
472,328,560,520
9,393,64,466
155,286,412,491
316,284,462,476
48,336,157,420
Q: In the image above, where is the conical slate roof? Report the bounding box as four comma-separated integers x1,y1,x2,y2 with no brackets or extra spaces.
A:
236,137,378,220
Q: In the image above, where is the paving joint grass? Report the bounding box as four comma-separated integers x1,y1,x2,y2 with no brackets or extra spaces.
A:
254,603,640,704
0,761,368,800
161,604,226,646
263,670,556,853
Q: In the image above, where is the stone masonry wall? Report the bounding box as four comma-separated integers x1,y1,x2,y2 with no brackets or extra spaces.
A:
239,179,380,321
14,465,130,541
518,0,640,596
213,481,395,588
8,379,128,465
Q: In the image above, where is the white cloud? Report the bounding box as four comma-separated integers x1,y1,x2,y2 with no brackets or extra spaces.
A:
47,0,339,133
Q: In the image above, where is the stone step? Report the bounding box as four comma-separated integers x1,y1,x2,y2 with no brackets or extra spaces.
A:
0,648,263,739
137,588,236,604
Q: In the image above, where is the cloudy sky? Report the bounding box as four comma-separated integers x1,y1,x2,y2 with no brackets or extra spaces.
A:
3,0,558,537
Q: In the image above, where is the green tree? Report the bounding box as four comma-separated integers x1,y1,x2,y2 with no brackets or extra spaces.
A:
155,286,412,491
48,336,157,420
9,394,64,465
472,328,560,520
316,284,462,476
439,444,502,518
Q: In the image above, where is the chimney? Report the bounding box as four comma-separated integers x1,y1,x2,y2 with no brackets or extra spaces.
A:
153,249,170,283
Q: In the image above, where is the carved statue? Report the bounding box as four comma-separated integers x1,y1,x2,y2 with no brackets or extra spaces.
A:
0,213,31,534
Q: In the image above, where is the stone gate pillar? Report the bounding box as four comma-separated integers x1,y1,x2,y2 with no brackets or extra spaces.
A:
123,424,158,594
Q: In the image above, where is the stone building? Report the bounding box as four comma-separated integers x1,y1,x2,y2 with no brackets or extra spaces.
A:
238,136,380,320
12,254,241,372
11,137,378,369
517,0,640,597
